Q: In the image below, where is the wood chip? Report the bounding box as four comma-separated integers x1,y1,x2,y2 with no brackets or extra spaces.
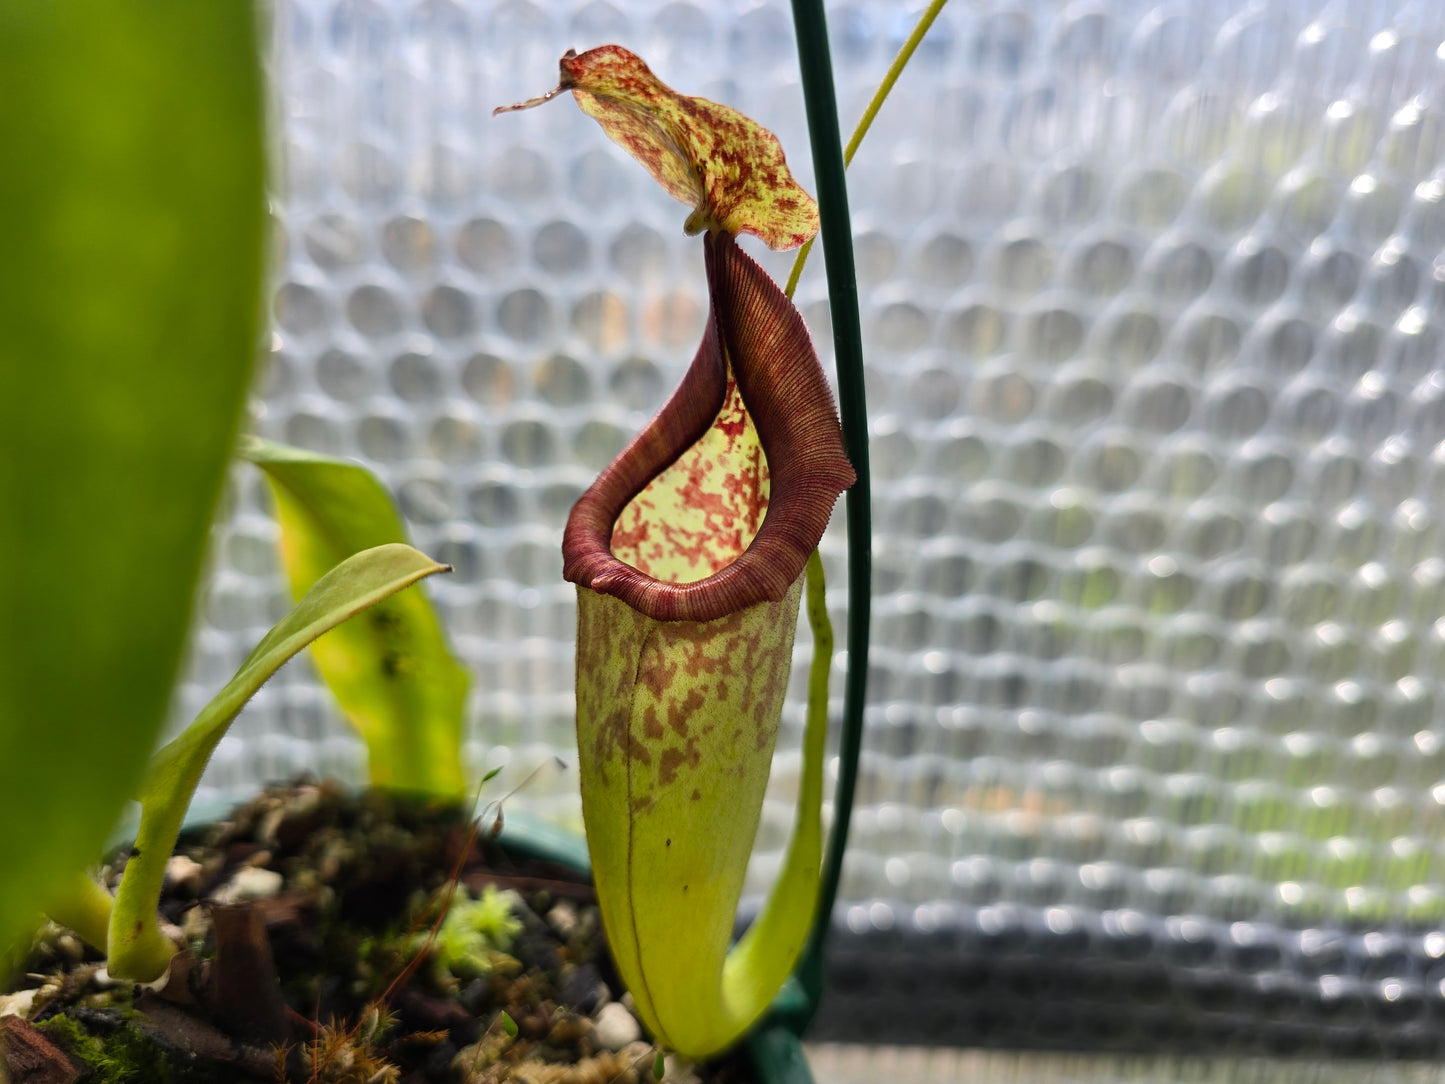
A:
0,1016,81,1084
134,995,276,1079
210,903,288,1044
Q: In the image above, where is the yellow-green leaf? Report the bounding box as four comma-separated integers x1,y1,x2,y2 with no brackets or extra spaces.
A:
109,544,451,980
497,45,818,251
0,0,264,970
240,437,470,799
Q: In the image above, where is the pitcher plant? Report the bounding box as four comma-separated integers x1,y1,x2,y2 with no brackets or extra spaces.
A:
500,45,854,1058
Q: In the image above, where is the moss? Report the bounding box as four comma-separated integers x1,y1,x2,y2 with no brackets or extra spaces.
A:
414,885,524,985
35,1011,248,1084
32,1013,88,1054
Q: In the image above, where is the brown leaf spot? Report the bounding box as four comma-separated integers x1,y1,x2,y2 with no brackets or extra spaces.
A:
659,746,686,785
638,656,679,698
625,734,653,767
630,794,655,816
667,687,707,738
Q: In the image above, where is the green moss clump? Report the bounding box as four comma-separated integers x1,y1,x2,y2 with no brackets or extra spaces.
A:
418,884,524,984
35,1011,247,1084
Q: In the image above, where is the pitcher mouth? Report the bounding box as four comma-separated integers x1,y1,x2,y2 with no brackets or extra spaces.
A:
562,231,855,624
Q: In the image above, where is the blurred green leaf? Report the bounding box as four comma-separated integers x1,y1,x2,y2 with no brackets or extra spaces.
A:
0,1,265,965
240,437,470,798
111,544,453,980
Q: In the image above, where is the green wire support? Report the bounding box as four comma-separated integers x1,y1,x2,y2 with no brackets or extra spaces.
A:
785,0,871,1031
755,3,950,1054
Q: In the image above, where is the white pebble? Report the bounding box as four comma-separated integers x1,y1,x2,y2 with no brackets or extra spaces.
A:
211,866,283,904
545,900,578,938
55,933,86,963
0,989,36,1018
166,855,203,892
593,1001,641,1051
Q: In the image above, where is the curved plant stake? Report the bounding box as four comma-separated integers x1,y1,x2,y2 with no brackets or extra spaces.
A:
241,437,470,798
781,0,948,1023
500,47,853,1058
104,543,452,981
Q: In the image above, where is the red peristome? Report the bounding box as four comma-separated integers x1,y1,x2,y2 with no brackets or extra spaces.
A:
563,232,855,623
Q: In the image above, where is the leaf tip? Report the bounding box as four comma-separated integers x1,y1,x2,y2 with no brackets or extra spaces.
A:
492,86,562,116
494,48,582,116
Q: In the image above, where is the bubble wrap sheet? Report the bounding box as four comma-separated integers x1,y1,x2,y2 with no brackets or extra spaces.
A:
184,0,1445,1054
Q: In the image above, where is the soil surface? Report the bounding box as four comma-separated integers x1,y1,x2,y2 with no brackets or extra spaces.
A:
1,781,754,1084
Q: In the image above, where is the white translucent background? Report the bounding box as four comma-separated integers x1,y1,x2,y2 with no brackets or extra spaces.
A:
186,0,1445,942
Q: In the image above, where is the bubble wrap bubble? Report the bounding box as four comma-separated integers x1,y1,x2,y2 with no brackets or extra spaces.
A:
181,0,1445,1053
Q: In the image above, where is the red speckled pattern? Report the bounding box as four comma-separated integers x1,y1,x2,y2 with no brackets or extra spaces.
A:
608,375,769,583
560,45,819,251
